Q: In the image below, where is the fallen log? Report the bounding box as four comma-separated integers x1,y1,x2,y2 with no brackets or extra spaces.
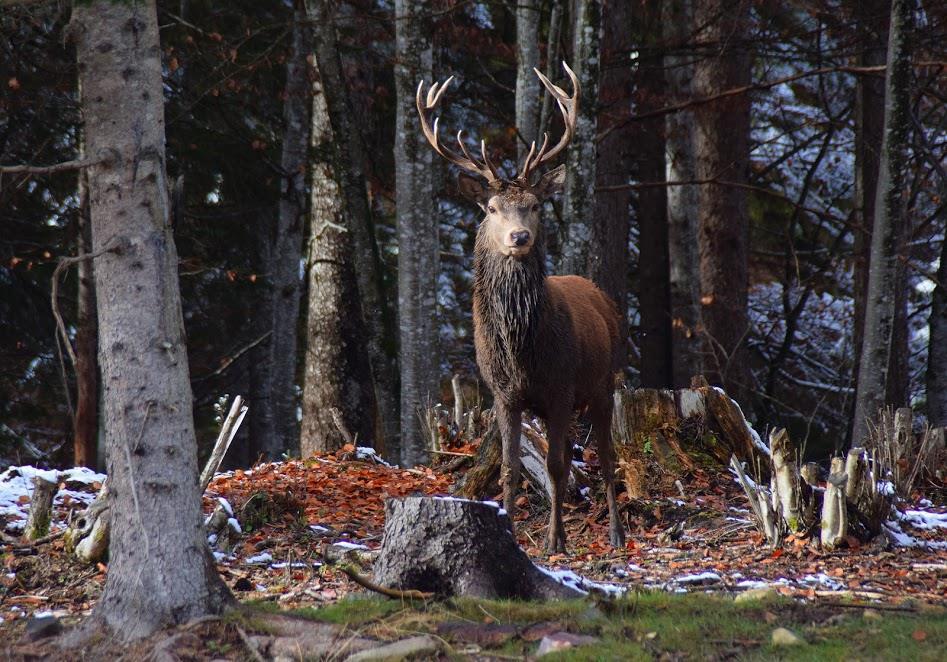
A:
372,497,582,600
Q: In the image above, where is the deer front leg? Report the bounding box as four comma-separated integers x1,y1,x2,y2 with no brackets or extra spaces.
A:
544,407,572,554
592,397,625,549
496,403,522,529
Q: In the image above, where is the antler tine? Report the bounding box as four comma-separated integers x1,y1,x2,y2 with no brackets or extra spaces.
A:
519,131,549,185
415,77,498,182
515,61,580,181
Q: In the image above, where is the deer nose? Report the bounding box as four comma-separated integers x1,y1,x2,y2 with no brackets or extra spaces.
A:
511,230,531,247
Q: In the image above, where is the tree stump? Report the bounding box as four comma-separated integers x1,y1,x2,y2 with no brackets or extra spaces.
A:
23,475,58,540
372,497,582,600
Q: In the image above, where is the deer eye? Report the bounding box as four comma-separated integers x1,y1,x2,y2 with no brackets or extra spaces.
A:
488,206,497,214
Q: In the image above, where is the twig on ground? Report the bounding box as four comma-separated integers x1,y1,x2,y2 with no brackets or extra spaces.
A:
335,561,433,600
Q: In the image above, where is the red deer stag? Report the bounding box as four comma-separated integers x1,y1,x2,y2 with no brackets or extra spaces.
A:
416,63,626,553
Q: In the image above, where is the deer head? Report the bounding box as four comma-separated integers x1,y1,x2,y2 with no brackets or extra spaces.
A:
416,62,579,258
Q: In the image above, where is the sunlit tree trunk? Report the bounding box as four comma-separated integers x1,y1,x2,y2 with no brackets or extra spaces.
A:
693,0,754,414
663,0,703,389
301,23,377,455
852,0,915,445
395,0,436,467
73,0,232,638
515,0,541,165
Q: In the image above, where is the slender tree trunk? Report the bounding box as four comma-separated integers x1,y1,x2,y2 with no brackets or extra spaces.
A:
261,5,311,459
248,209,276,463
515,0,541,164
73,0,232,638
301,30,377,455
693,0,754,413
635,0,672,388
395,0,436,467
592,0,633,348
663,0,703,389
927,224,947,427
310,0,399,454
74,167,98,469
559,0,603,277
852,0,890,387
852,0,915,445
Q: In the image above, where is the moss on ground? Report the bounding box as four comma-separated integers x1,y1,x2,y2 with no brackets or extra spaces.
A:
261,591,946,661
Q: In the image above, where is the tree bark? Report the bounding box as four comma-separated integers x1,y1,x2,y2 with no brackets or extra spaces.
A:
515,0,541,165
261,5,311,459
663,0,703,388
394,0,437,467
693,0,753,414
373,497,582,599
309,0,399,454
634,0,671,388
300,27,378,455
74,166,98,469
852,0,914,446
73,0,232,639
927,225,947,426
559,0,603,277
592,0,633,349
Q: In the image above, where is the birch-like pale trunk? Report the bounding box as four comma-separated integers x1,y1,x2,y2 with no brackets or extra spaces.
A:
300,49,377,455
310,0,399,452
693,0,753,414
559,0,602,277
515,0,541,165
852,0,914,446
395,0,437,467
663,0,703,388
73,0,232,638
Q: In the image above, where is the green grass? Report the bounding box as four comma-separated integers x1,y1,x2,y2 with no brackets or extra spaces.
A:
247,591,947,661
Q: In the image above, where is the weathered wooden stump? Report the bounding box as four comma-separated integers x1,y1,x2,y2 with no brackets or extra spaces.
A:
23,475,58,541
372,497,581,599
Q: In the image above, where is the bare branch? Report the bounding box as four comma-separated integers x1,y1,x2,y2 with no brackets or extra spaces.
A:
0,156,107,176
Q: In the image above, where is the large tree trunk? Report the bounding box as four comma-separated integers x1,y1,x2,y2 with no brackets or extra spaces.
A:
373,497,581,599
663,0,703,389
394,0,437,467
693,0,754,414
301,18,377,455
592,0,633,347
634,0,671,388
852,0,915,445
559,0,603,277
74,166,98,469
73,0,232,639
851,0,891,425
261,5,311,459
310,0,399,454
515,0,541,164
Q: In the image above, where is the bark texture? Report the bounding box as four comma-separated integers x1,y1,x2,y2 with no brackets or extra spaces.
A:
73,0,231,639
634,0,671,388
310,0,399,452
372,497,582,599
592,0,633,346
515,0,541,165
395,0,437,467
663,0,704,388
559,0,603,276
260,7,311,459
852,0,914,446
74,167,98,469
927,229,947,426
693,0,753,413
300,48,377,455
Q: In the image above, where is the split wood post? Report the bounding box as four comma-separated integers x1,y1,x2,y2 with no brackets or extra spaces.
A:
730,455,780,546
451,374,464,430
768,428,802,532
23,475,58,541
199,396,248,493
821,457,848,549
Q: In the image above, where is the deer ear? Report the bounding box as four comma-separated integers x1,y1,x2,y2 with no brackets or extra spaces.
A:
457,172,490,206
534,164,566,198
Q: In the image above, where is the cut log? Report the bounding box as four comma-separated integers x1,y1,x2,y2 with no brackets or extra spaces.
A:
768,428,802,532
820,457,848,550
23,475,58,541
372,497,582,599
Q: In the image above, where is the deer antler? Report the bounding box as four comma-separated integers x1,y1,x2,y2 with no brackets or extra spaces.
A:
416,77,499,183
517,62,580,185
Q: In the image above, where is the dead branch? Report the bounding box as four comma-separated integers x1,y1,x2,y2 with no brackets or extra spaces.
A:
336,561,434,600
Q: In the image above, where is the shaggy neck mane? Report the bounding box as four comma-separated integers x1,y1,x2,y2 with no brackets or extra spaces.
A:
472,226,547,391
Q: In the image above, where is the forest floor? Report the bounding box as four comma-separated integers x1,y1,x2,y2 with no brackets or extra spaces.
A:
1,443,945,659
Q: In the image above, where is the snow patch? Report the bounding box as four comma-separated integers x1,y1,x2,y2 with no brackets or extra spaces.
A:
356,446,392,467
332,541,369,551
536,565,627,597
246,552,273,564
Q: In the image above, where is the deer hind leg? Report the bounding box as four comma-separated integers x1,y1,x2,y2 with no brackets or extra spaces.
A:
497,403,523,529
592,397,626,549
544,407,573,554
